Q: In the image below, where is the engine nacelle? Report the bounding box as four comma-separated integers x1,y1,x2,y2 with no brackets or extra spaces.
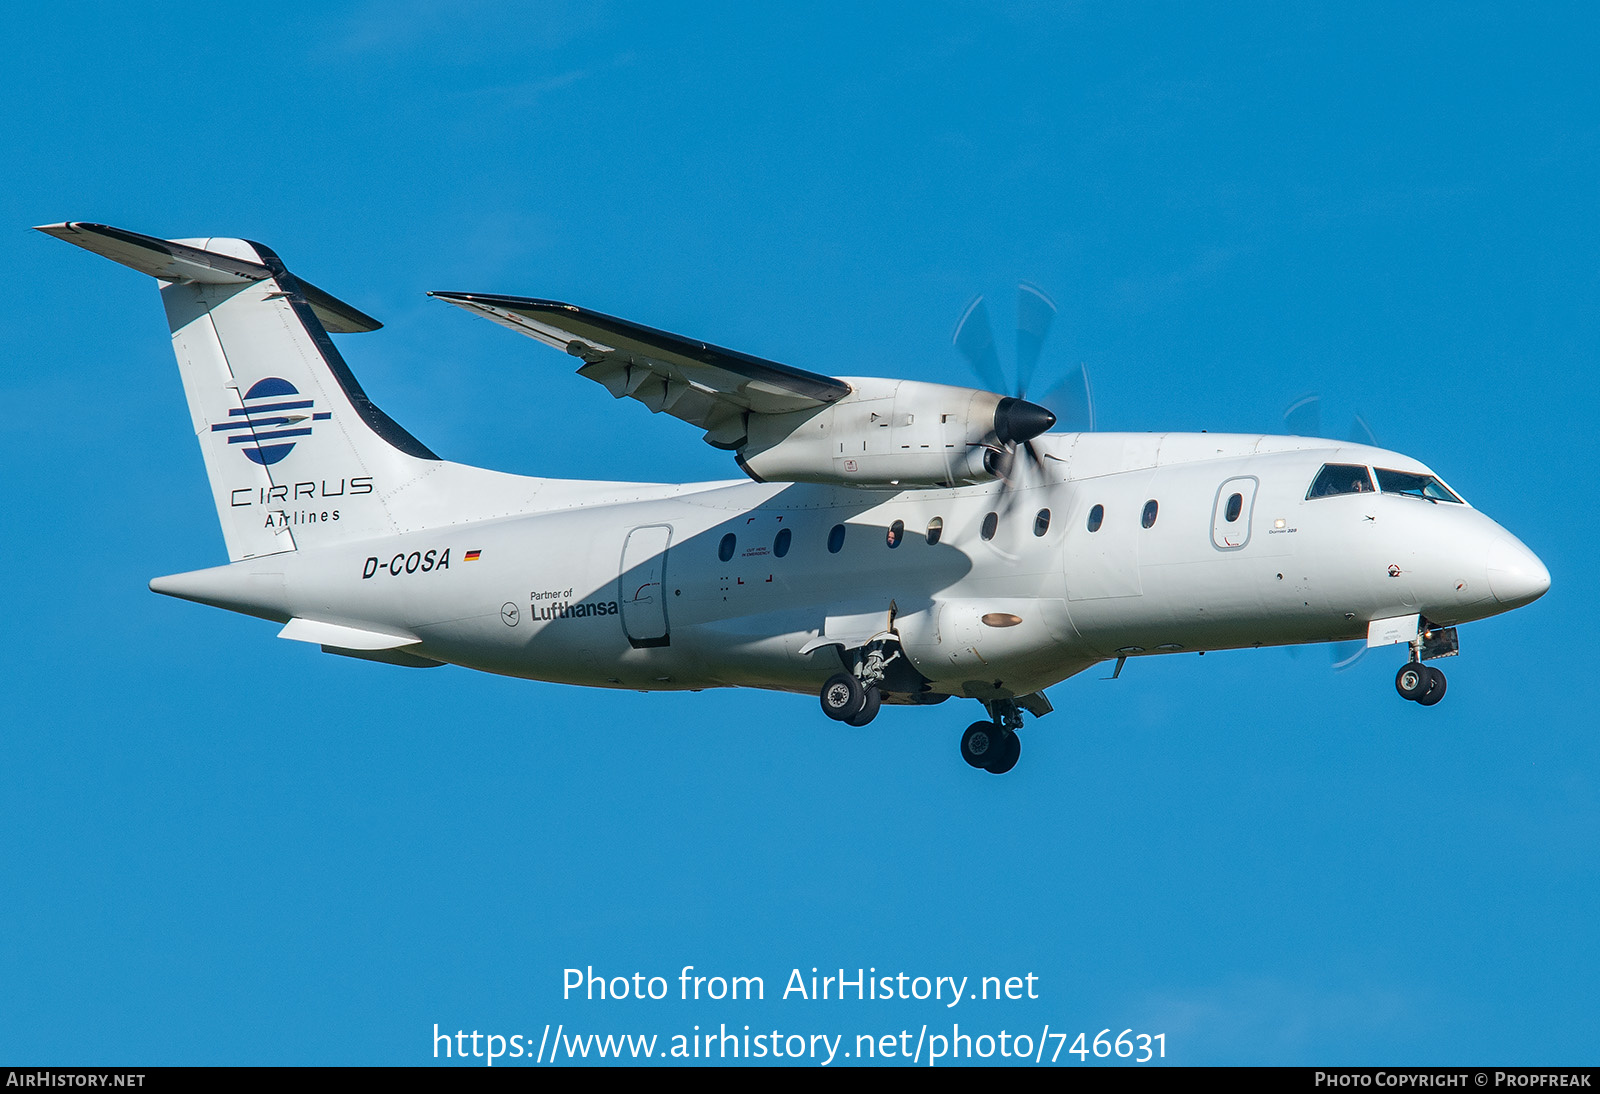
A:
736,378,1053,488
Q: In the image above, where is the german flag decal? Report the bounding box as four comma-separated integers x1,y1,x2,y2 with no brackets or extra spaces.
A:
464,550,482,561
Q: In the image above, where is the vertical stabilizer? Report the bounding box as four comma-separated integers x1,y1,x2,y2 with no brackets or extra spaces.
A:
40,223,441,562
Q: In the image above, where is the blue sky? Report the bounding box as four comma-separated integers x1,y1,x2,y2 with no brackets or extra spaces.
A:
2,1,1595,1066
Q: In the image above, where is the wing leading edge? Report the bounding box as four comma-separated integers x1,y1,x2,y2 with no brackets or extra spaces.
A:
430,292,851,449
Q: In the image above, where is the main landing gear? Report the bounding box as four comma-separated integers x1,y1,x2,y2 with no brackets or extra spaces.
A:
960,699,1024,775
818,642,898,727
820,671,881,726
816,642,1036,774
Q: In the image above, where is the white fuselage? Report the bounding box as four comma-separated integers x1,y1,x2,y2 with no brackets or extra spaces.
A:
154,432,1549,704
43,223,1548,732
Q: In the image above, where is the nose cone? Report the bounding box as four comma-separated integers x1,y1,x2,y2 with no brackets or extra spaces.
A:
1487,534,1551,608
993,397,1056,445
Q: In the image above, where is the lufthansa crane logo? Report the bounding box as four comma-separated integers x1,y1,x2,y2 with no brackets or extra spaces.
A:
210,377,331,466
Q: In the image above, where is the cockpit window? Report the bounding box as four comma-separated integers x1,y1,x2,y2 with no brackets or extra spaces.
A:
1307,463,1374,499
1375,468,1462,503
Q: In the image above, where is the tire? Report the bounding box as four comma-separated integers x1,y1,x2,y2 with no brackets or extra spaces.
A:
1416,666,1447,706
820,672,865,720
985,731,1021,775
845,686,881,726
960,722,998,768
1395,663,1431,701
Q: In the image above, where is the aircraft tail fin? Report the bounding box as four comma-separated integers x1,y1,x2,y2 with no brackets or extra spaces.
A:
39,223,441,562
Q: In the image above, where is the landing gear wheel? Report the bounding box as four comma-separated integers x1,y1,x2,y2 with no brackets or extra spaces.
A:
984,731,1021,775
1395,663,1431,702
1416,666,1447,706
845,686,881,726
820,672,865,721
960,722,999,768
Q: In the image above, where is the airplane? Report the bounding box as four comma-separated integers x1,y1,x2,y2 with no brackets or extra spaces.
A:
39,222,1552,774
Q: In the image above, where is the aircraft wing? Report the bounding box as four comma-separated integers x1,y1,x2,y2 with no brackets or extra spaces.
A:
430,292,851,448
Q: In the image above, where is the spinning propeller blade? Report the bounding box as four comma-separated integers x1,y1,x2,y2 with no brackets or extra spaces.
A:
1038,363,1095,433
952,283,1072,521
1347,413,1377,448
1283,393,1322,438
1014,282,1056,400
952,296,1008,396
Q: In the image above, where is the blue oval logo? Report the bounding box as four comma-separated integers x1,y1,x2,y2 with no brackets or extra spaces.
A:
210,377,330,466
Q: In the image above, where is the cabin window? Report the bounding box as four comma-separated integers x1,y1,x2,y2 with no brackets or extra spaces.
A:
773,527,792,558
827,523,847,554
1142,500,1159,529
1225,492,1243,522
1034,508,1051,537
926,516,944,545
1307,463,1374,499
1087,504,1104,532
1375,468,1462,503
718,533,737,562
980,511,998,541
887,520,905,548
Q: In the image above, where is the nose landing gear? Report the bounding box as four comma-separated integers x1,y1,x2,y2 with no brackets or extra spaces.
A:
1394,621,1453,707
1417,668,1446,706
1396,662,1447,705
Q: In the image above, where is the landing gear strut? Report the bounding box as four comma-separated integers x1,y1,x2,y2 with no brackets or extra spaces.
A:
959,698,1025,774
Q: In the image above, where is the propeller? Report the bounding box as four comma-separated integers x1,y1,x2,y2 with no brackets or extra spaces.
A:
1282,392,1374,450
952,295,1008,397
1019,283,1095,434
1014,281,1055,400
1281,393,1379,672
952,283,1092,512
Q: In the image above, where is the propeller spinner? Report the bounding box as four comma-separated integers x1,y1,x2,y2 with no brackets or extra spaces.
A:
952,283,1090,512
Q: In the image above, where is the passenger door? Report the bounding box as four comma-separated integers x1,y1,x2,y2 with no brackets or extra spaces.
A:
1211,477,1259,550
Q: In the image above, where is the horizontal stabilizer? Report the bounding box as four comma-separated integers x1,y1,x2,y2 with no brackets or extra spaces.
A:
36,222,382,333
